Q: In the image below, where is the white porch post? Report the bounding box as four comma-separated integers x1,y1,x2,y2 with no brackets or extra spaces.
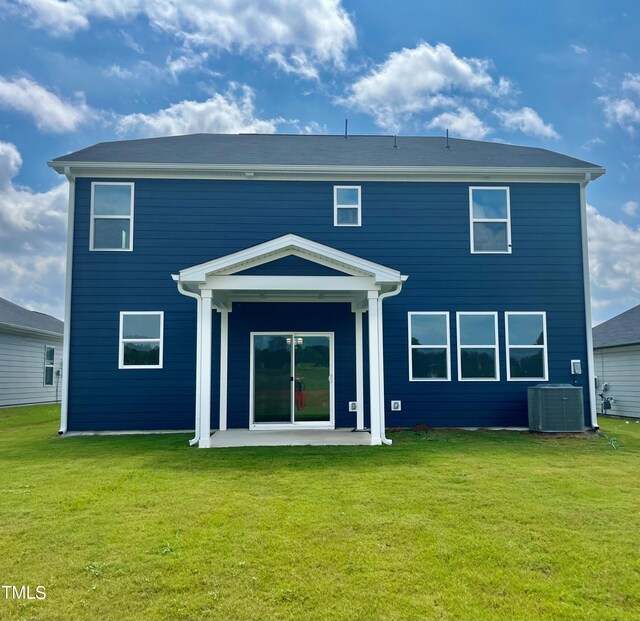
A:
376,297,387,442
198,290,213,448
367,290,382,445
354,308,365,430
218,307,229,432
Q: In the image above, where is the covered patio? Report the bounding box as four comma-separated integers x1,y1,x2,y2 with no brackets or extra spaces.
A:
173,234,407,448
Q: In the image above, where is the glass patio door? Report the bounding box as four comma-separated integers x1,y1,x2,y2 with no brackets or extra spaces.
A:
252,333,332,426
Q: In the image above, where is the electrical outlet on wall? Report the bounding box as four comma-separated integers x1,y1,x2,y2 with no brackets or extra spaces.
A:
391,400,401,411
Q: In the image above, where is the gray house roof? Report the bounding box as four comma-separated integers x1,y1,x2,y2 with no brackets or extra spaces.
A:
593,304,640,349
0,297,63,336
50,133,604,174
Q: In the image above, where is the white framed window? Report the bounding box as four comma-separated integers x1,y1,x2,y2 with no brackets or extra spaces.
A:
408,312,451,381
456,312,500,381
90,182,134,251
119,311,164,369
505,312,548,381
44,346,55,386
469,187,511,254
334,186,361,226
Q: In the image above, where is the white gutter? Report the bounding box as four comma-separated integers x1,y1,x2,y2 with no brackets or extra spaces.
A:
580,173,599,430
174,276,202,445
48,160,606,183
377,280,407,445
59,171,75,435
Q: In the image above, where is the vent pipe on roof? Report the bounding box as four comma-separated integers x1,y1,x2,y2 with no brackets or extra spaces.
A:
344,118,349,140
445,129,451,149
393,135,398,149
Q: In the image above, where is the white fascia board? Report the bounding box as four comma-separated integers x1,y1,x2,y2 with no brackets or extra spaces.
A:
48,160,606,182
179,234,404,284
204,275,378,292
0,322,64,339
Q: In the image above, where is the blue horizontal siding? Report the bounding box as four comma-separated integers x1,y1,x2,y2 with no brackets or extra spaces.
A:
68,178,590,431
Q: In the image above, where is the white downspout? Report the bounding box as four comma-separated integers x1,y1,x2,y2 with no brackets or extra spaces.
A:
377,279,406,446
59,171,75,435
580,174,599,430
174,276,202,445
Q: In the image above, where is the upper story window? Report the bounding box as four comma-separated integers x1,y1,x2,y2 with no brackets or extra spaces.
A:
469,187,511,254
44,346,55,386
456,312,500,381
90,182,134,251
119,311,164,369
408,312,451,381
505,312,548,381
334,186,361,226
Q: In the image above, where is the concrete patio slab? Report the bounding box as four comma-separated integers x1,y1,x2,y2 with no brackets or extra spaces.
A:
209,428,372,447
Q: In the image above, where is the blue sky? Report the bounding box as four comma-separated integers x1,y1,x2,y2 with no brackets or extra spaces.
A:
0,0,639,323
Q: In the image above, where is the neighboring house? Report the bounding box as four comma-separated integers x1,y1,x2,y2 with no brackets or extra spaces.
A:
593,304,640,419
0,297,63,407
49,134,605,447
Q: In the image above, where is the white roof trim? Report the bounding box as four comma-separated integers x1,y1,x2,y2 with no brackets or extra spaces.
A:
48,160,606,181
179,234,405,284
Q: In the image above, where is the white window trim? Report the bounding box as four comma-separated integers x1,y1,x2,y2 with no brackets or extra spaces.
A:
456,311,500,382
333,185,362,227
408,312,451,381
44,346,55,386
505,311,549,381
90,182,135,252
469,186,512,254
118,311,164,369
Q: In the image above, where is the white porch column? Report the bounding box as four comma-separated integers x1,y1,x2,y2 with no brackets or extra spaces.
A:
354,308,365,430
376,297,387,442
367,290,382,445
218,307,229,432
198,290,213,448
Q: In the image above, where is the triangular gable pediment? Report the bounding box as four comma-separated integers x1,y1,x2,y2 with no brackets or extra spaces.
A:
179,234,404,284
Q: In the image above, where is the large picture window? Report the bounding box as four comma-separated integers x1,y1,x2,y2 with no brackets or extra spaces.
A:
44,346,55,386
91,182,134,251
456,312,499,381
469,187,511,253
408,312,450,381
506,312,548,381
334,186,361,226
119,312,164,369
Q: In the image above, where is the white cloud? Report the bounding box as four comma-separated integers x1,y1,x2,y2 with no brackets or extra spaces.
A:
166,51,212,80
494,107,559,139
267,51,319,81
0,75,92,132
15,0,355,77
0,141,67,319
427,107,491,140
571,44,588,54
345,42,508,132
117,84,284,136
621,72,640,93
622,200,639,217
106,64,135,80
587,205,640,322
600,96,640,133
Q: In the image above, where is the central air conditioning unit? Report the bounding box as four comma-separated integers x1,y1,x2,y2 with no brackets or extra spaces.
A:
527,384,585,432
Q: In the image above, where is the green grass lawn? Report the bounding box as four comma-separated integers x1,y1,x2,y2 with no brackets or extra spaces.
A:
0,405,639,621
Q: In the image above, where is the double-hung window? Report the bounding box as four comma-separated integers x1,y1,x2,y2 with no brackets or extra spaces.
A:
469,187,511,253
44,346,55,386
457,312,499,381
119,312,164,369
334,186,361,226
408,312,450,380
91,182,134,251
505,312,548,380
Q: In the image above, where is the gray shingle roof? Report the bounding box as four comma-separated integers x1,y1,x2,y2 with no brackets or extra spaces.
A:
51,133,603,171
0,297,63,335
593,304,640,349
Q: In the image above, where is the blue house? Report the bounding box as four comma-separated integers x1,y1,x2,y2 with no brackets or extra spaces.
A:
49,134,605,447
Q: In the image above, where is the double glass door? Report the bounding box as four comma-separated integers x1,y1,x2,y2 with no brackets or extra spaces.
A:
252,333,333,427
